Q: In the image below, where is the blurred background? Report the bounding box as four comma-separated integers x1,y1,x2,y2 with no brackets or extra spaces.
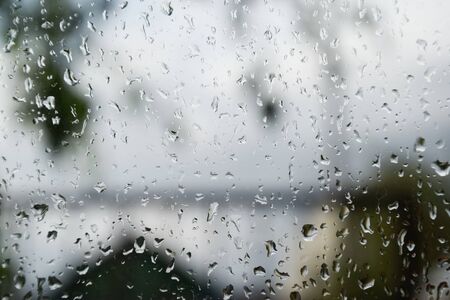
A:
0,0,449,299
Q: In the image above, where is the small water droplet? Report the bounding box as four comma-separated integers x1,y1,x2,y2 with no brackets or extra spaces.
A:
320,263,330,281
47,230,57,242
414,137,426,153
358,277,375,290
207,202,219,222
48,276,62,290
360,216,373,234
94,182,107,193
265,240,277,257
165,258,175,273
208,262,218,276
274,268,290,280
432,160,450,177
339,206,350,221
301,224,318,241
76,264,89,275
154,237,164,248
162,2,173,16
32,204,49,221
223,284,234,300
253,266,266,276
63,69,80,86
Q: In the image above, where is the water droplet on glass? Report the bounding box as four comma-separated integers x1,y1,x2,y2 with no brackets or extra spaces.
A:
358,277,375,290
48,276,63,290
301,224,318,241
47,230,58,242
76,264,89,275
207,202,219,222
134,236,146,254
222,284,234,300
14,274,25,290
265,240,277,257
63,68,80,86
320,263,330,281
208,262,218,276
274,268,290,280
290,291,302,300
94,182,107,193
162,2,174,16
253,266,266,276
154,237,164,248
431,160,450,177
32,204,49,221
414,137,426,153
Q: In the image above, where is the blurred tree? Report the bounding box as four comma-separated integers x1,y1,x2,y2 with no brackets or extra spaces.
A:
53,239,216,300
323,161,450,299
0,0,108,152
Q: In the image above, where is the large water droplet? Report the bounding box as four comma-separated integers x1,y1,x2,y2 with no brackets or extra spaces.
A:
134,236,146,254
265,240,277,257
14,274,25,290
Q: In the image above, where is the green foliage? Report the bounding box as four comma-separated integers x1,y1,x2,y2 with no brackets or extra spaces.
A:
1,0,92,153
21,61,89,150
55,241,215,300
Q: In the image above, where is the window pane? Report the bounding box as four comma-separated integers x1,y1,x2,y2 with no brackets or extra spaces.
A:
0,0,449,299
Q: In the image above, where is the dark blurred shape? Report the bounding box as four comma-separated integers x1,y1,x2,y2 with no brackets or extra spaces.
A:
261,102,277,124
55,240,215,300
0,0,102,152
324,160,450,299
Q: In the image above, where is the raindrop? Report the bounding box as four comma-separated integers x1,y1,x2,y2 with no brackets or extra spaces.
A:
265,240,277,257
431,160,450,177
274,269,290,280
223,284,234,300
12,96,26,103
76,264,89,275
300,265,308,276
94,182,107,193
358,277,375,290
414,137,426,153
360,216,374,234
162,2,174,16
134,236,146,254
301,224,318,241
48,276,63,290
165,258,175,273
47,230,58,242
63,69,80,86
154,238,164,248
207,202,219,222
320,263,330,281
208,262,218,276
339,206,350,221
253,266,266,276
14,274,25,290
32,204,49,221
290,291,302,300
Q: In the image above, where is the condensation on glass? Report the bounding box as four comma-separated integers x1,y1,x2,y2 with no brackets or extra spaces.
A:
0,0,449,299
